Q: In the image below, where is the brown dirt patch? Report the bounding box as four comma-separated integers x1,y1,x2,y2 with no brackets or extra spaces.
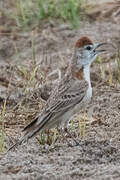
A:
0,1,120,179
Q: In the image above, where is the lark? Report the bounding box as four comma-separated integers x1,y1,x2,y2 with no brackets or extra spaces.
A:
8,36,106,151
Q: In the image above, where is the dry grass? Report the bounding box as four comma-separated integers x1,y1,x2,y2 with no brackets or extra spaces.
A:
1,49,119,149
3,0,85,30
0,100,6,152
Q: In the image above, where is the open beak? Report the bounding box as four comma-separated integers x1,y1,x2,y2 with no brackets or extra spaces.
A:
94,43,107,53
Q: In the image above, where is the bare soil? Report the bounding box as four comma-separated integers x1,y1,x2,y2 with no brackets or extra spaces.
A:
0,1,120,180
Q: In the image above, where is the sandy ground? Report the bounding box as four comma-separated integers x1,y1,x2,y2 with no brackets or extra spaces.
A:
0,1,120,180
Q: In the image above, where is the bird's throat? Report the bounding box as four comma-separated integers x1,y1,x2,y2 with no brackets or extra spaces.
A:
83,65,91,88
71,64,91,88
71,66,84,80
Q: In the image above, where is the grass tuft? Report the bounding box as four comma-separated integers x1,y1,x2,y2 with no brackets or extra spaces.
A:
116,49,120,83
0,100,7,152
78,112,86,137
9,0,85,29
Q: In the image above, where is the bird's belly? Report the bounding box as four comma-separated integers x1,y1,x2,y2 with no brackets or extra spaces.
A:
59,102,85,127
48,88,92,128
73,87,92,114
58,109,73,127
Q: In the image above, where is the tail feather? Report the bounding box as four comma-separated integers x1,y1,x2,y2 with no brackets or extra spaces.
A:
7,117,40,152
22,116,38,132
7,111,51,153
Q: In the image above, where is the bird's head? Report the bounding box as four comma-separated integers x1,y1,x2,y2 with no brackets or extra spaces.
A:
74,36,106,68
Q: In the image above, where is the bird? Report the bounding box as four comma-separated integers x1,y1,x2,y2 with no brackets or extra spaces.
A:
8,36,106,151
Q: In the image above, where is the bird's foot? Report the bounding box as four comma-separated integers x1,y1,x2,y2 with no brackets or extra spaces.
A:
64,128,80,147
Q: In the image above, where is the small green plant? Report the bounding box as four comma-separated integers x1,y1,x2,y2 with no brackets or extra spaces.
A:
13,0,37,28
109,72,113,86
37,0,83,28
38,0,46,19
78,115,82,137
0,100,7,152
40,131,46,145
78,112,86,137
71,117,76,132
116,50,120,83
10,0,85,29
83,112,86,137
36,129,58,145
61,0,81,28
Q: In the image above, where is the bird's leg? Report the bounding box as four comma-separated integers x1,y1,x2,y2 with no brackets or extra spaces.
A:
64,127,80,146
57,127,72,146
57,127,65,143
57,127,80,147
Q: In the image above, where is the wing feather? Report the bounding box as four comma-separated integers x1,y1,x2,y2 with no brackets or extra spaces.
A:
46,80,88,114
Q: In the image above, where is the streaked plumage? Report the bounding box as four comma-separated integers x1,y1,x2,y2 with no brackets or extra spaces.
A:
8,36,106,151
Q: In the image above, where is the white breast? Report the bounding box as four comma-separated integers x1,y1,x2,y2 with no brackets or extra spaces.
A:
83,86,92,103
83,64,92,103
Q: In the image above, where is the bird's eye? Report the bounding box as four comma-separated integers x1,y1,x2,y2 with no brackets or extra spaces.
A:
86,46,92,51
